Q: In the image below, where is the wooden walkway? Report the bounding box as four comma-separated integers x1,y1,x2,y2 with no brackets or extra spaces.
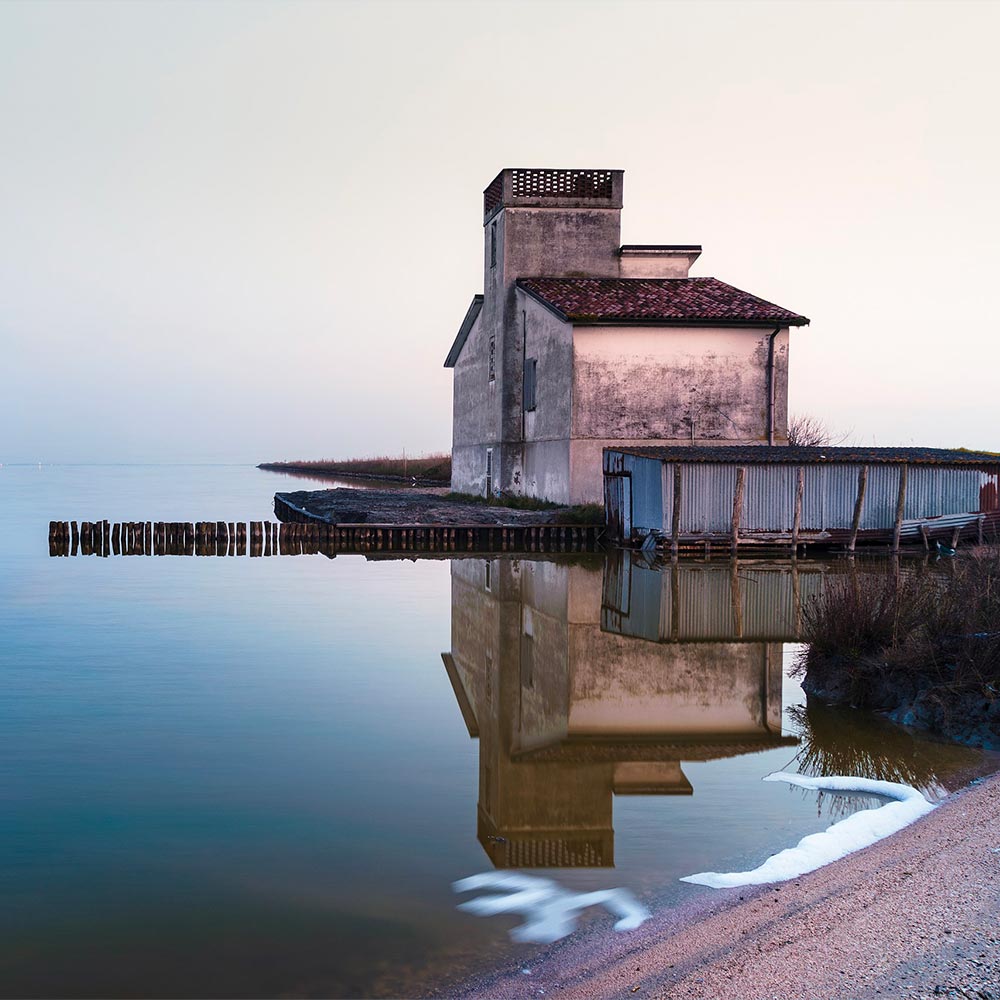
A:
47,519,604,557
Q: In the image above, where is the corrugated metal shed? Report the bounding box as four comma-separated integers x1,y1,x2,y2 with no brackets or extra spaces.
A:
604,446,1000,550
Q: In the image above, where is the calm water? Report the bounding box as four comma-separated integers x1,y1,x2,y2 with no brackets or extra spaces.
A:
1,465,994,998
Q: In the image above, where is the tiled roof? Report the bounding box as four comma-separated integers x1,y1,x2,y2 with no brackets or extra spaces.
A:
608,445,1000,468
517,277,809,326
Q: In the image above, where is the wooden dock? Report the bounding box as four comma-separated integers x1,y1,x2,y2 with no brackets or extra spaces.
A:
47,519,604,557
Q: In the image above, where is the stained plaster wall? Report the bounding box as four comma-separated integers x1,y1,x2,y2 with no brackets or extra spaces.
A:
450,310,502,495
569,325,790,503
520,295,574,502
618,250,699,278
488,204,621,498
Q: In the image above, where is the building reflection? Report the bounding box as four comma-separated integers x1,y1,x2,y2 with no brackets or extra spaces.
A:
441,553,834,869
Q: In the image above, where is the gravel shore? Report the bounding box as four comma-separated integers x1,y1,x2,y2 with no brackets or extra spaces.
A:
447,773,1000,1000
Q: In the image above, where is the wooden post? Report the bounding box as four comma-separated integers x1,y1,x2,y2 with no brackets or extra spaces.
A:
950,525,961,550
792,560,802,639
112,522,121,555
730,557,743,639
731,467,746,555
848,465,869,553
71,521,79,556
671,464,682,557
892,465,908,553
792,466,804,553
920,522,930,552
979,515,986,547
670,556,680,643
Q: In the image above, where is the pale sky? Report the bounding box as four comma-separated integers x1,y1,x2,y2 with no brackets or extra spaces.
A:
2,0,998,464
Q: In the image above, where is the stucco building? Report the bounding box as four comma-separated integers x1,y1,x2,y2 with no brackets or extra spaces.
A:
444,168,809,504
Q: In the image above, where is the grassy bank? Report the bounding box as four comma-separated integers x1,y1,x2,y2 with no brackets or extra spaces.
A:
444,492,603,524
259,453,451,482
797,546,1000,747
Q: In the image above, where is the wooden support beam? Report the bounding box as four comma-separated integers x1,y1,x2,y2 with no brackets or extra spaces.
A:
920,522,930,552
731,467,746,555
730,557,743,638
848,465,869,553
892,465,908,553
671,464,682,557
670,557,680,643
792,466,804,553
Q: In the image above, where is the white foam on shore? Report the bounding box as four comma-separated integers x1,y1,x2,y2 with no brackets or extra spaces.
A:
680,772,936,889
453,872,650,943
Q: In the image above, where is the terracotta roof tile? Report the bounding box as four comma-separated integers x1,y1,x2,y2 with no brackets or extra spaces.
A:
517,277,809,326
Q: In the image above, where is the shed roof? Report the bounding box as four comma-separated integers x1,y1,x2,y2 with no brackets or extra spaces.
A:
517,277,809,326
606,445,1000,468
443,294,483,368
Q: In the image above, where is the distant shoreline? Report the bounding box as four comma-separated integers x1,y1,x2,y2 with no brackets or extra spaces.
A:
257,462,449,487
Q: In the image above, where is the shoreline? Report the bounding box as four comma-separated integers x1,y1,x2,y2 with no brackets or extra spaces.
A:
440,772,1000,1000
257,462,449,488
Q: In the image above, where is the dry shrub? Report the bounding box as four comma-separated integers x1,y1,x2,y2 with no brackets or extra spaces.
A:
798,548,1000,723
787,414,847,448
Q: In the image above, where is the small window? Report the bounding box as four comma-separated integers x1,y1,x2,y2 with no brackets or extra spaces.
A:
484,560,492,592
486,447,494,497
488,335,496,383
490,222,497,268
523,357,537,412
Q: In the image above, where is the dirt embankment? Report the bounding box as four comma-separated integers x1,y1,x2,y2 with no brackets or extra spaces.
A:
275,488,591,526
441,773,1000,1000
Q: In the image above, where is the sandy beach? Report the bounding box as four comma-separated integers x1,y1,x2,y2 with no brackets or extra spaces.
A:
447,773,1000,1000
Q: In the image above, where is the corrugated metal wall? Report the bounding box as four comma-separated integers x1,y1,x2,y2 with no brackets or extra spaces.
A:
609,452,999,540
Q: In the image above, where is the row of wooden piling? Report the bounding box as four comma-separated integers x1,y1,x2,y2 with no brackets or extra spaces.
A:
48,520,256,557
47,520,604,557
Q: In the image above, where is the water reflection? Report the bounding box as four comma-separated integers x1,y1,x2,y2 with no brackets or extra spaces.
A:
788,701,984,795
444,553,810,868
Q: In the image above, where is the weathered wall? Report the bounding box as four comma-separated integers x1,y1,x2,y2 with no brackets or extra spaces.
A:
618,250,699,278
572,325,789,442
490,206,621,495
450,309,502,495
566,325,789,502
518,294,574,501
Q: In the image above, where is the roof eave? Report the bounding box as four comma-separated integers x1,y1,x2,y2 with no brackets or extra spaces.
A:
443,295,484,368
564,316,810,328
